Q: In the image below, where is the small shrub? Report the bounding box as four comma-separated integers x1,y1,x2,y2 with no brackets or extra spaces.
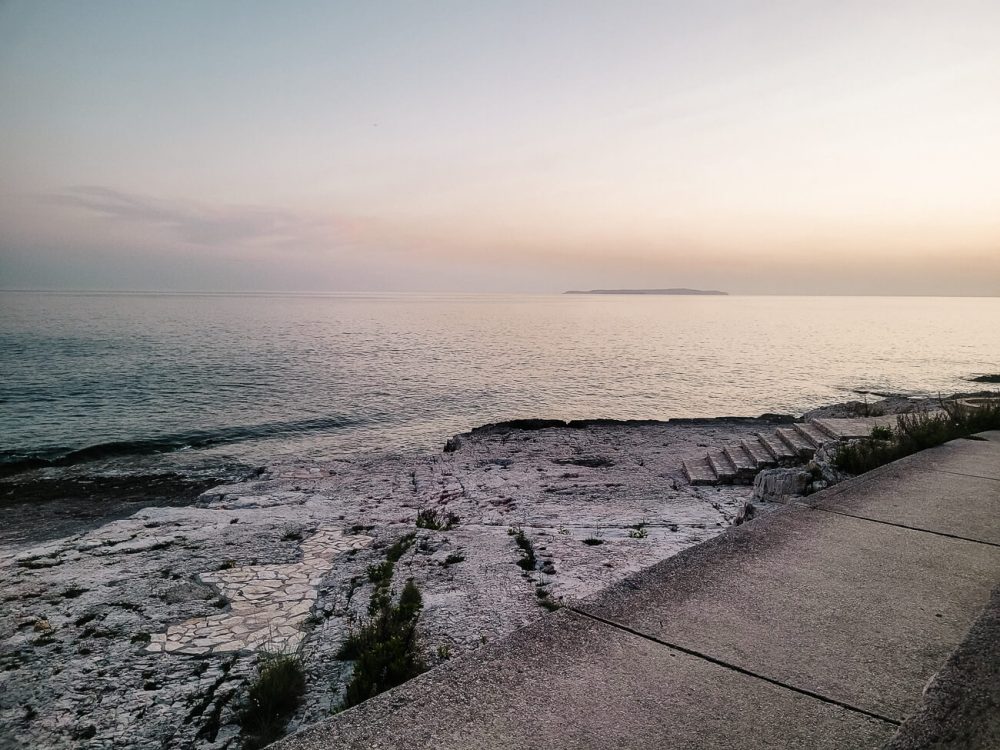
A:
508,527,536,570
415,509,459,530
338,579,426,709
384,533,416,563
628,524,648,539
869,425,893,441
367,561,394,585
238,652,305,750
835,401,1000,475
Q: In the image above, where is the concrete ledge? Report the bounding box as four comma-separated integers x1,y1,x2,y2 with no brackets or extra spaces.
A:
274,608,894,750
884,584,1000,749
580,503,1000,721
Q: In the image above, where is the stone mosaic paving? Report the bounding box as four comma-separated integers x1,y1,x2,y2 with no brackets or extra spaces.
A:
147,528,372,655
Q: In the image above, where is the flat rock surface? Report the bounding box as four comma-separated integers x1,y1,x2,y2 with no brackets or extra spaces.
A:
0,418,761,749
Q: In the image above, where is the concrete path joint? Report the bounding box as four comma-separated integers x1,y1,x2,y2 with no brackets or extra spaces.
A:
570,607,902,727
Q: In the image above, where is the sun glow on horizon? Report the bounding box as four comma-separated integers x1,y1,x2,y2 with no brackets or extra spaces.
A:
1,1,999,295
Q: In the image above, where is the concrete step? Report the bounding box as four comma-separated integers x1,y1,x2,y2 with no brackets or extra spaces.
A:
683,458,717,486
723,445,758,483
756,431,797,464
811,417,894,440
775,427,816,459
793,422,829,448
707,450,737,484
741,438,776,469
808,418,842,440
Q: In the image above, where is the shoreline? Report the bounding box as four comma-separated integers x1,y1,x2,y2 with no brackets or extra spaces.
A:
0,394,968,748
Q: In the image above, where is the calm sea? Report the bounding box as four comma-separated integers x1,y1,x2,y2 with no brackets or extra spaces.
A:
2,292,997,476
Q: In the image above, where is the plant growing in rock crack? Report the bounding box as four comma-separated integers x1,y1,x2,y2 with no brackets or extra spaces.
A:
336,532,427,710
415,508,460,530
441,552,465,567
628,523,648,539
337,577,426,710
507,526,536,570
237,649,306,750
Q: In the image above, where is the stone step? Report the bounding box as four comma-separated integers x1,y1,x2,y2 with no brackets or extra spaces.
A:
756,431,797,464
775,427,816,459
682,458,717,485
723,445,758,483
811,417,894,440
807,418,842,440
792,422,829,448
707,450,737,484
742,438,777,469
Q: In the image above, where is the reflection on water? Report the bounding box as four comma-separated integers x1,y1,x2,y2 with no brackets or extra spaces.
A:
1,292,997,467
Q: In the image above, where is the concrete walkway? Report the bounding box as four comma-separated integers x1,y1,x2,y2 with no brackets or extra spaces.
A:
276,433,1000,750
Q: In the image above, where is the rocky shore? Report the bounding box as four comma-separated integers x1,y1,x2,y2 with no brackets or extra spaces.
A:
0,397,937,749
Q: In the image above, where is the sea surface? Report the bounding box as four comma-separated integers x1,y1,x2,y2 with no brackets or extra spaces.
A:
2,291,998,477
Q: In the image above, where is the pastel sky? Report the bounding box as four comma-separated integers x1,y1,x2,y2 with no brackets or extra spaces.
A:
2,1,999,294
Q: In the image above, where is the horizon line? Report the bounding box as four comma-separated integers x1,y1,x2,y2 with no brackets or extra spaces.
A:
1,288,998,299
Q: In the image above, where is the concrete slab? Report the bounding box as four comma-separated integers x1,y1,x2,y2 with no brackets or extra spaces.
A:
883,433,1000,481
581,505,1000,722
807,462,1000,545
274,608,895,750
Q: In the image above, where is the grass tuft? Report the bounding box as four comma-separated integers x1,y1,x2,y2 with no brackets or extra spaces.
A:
337,578,425,709
336,532,427,711
384,533,417,563
415,508,460,530
508,527,536,570
238,651,305,750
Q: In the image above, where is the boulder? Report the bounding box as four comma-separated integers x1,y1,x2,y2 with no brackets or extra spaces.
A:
752,468,811,503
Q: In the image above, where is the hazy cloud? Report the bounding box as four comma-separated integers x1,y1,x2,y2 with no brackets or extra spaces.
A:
45,186,335,247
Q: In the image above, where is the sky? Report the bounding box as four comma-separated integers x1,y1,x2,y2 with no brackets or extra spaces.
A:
1,1,999,295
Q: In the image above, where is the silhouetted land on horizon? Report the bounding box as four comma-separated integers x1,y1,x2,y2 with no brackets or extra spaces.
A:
564,288,728,296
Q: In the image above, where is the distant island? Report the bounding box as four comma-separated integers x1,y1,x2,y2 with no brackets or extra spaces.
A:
564,288,728,296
